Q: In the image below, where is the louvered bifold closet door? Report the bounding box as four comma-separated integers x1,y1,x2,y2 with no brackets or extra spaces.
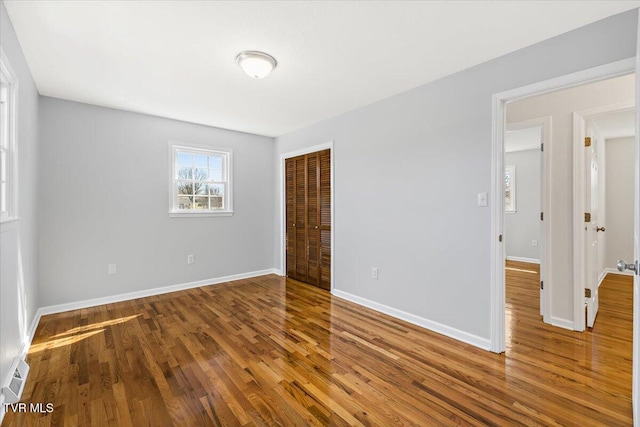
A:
306,153,320,286
285,149,331,289
294,155,307,280
318,149,331,290
285,158,297,279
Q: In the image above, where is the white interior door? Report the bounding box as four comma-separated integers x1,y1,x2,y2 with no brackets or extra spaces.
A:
585,126,599,328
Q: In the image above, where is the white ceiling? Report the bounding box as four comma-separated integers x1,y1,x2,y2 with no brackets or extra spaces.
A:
505,126,542,153
592,109,636,139
4,1,639,137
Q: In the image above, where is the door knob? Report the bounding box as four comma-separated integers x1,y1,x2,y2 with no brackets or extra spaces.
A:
617,259,638,274
597,226,605,232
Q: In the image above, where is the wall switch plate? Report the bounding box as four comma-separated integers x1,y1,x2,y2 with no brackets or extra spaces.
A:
108,264,117,275
187,254,195,264
477,192,488,207
371,267,378,280
532,240,538,247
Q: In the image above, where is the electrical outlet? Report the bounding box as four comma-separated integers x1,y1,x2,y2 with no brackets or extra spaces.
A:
532,240,538,247
187,254,195,264
108,264,117,275
371,267,378,280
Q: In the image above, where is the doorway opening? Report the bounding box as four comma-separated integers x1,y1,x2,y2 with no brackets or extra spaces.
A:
491,58,635,353
491,58,637,421
574,106,636,330
504,120,550,325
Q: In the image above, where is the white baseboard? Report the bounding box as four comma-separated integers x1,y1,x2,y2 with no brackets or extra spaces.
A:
506,256,540,264
597,268,634,289
331,289,491,351
550,316,575,330
598,269,608,288
37,268,279,317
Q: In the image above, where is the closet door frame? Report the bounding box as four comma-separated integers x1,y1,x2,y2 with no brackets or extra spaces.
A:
279,141,334,291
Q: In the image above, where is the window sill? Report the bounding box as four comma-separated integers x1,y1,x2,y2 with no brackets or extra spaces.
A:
169,211,234,218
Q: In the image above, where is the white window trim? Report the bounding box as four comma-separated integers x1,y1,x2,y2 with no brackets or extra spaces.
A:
168,141,234,217
0,47,19,226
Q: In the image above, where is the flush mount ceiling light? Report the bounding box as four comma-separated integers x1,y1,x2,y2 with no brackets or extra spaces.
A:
235,51,277,79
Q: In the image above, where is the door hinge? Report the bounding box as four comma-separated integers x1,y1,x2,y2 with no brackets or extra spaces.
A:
584,137,591,147
584,212,591,222
585,289,592,298
541,143,544,152
498,234,503,243
540,281,544,290
540,212,544,221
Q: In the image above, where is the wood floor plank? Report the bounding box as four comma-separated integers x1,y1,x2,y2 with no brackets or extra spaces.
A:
2,265,633,426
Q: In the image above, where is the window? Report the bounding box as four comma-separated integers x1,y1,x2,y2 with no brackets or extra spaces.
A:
169,143,233,217
505,165,516,213
1,49,17,224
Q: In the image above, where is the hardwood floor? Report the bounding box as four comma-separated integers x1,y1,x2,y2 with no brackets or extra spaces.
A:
2,265,633,426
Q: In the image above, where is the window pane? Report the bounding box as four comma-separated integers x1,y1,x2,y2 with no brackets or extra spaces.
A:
208,156,223,169
210,196,223,209
194,154,208,168
177,152,193,166
194,196,208,210
178,196,193,209
208,169,223,181
177,167,193,180
208,183,224,196
194,181,208,195
194,168,208,181
177,181,193,195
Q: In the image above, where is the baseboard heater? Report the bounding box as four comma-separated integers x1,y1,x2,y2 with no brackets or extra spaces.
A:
1,358,29,403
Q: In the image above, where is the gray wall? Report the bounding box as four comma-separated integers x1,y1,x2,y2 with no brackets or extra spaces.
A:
505,149,541,261
605,137,635,269
0,0,40,395
508,74,634,323
274,10,637,340
38,97,275,306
